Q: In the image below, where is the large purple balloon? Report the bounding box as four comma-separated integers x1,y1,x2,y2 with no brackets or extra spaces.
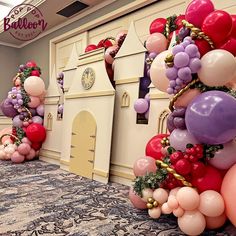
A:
0,99,18,118
185,91,236,144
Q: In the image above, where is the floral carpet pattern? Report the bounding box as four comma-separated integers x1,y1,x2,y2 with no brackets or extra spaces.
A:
0,160,235,236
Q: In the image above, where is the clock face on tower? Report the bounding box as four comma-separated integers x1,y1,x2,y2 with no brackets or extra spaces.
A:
81,67,95,90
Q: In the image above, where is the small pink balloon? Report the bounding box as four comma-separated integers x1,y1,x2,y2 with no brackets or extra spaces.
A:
199,190,225,217
167,195,179,210
161,202,172,214
11,151,25,163
146,33,168,54
169,129,199,151
23,121,29,127
221,164,236,226
133,156,157,176
28,96,41,108
178,210,206,235
26,148,36,160
173,207,185,217
153,188,168,204
38,90,46,102
129,187,147,209
176,187,200,211
17,143,31,155
104,45,119,64
21,137,32,145
209,139,236,169
205,213,227,229
150,50,170,92
175,89,201,108
142,188,154,202
169,187,181,196
148,207,161,219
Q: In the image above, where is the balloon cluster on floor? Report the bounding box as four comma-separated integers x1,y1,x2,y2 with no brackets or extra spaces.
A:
0,61,46,163
129,0,236,235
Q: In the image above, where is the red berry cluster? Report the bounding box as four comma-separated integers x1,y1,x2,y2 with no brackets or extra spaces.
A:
170,144,206,180
160,173,182,190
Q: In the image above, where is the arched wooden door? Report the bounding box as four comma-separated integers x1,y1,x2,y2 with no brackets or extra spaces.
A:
69,111,97,179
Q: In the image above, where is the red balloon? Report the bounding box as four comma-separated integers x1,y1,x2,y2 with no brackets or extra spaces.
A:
231,15,236,38
168,29,179,42
85,44,97,53
26,61,37,68
31,142,42,151
194,39,212,57
145,134,169,160
149,18,167,34
202,10,233,44
175,15,185,29
31,70,40,77
218,37,236,56
97,39,113,49
191,165,223,193
26,123,46,143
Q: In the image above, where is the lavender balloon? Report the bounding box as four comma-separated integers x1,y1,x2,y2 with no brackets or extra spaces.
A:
167,113,175,133
13,115,23,127
186,91,236,144
134,99,149,114
0,99,18,118
36,104,44,116
29,108,37,117
32,116,43,124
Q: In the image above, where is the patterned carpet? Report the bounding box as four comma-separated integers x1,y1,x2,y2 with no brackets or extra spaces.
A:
0,161,235,236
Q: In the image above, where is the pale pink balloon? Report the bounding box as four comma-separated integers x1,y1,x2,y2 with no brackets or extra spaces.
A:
21,137,32,145
176,187,200,211
146,33,168,54
24,76,45,96
175,89,201,108
141,188,153,202
0,127,13,143
161,202,172,214
199,190,225,217
38,90,46,102
148,207,161,219
28,96,41,108
3,138,13,145
26,148,36,160
205,213,227,229
153,188,168,204
11,151,25,163
178,210,206,235
115,30,128,43
104,45,119,64
17,143,31,155
169,129,199,152
133,156,157,176
198,49,236,86
221,164,236,226
150,50,170,92
169,187,181,196
173,207,185,217
129,187,147,209
209,140,236,170
167,195,179,210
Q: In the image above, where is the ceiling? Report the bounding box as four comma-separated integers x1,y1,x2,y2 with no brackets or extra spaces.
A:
0,0,110,47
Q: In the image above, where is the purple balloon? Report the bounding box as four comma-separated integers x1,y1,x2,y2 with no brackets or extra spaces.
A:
134,99,149,114
32,116,43,124
58,104,64,114
149,52,157,59
173,117,186,129
145,110,149,119
29,108,37,117
0,99,18,118
13,115,23,127
144,93,150,104
186,91,236,144
167,113,175,133
36,104,44,116
189,58,201,73
166,67,178,80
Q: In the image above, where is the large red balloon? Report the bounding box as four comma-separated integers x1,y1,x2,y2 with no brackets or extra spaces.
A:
26,123,46,143
194,39,212,57
145,134,169,160
218,37,236,56
231,15,236,38
31,142,42,151
97,39,113,49
149,18,167,34
202,10,233,44
85,44,97,53
191,165,223,193
175,15,185,29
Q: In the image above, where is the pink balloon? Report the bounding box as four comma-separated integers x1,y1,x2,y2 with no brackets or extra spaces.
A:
178,210,206,235
129,187,147,209
115,30,128,43
221,164,236,226
26,148,36,160
133,156,157,176
185,0,215,28
28,96,41,108
148,207,161,219
146,33,168,54
209,140,236,169
0,127,12,143
150,50,170,92
175,89,201,108
21,137,32,145
24,76,45,96
11,151,25,163
205,213,227,229
169,129,199,151
104,45,119,64
17,143,31,155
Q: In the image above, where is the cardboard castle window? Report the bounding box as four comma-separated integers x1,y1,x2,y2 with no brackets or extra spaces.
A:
121,92,130,108
46,113,53,131
158,110,170,134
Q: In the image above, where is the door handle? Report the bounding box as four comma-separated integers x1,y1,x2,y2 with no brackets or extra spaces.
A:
90,135,96,138
71,145,76,148
88,149,95,152
88,160,94,163
70,155,75,158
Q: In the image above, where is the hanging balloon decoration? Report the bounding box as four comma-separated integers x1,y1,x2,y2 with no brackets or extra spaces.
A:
0,61,46,163
130,0,236,235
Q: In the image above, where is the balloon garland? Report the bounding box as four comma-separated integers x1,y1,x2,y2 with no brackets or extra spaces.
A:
0,61,46,163
130,0,236,235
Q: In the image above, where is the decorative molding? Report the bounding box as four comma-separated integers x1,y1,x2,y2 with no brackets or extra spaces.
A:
78,53,104,66
46,113,53,131
121,92,130,108
150,93,170,100
44,101,59,105
93,169,109,178
110,162,133,170
115,77,139,85
60,159,70,166
65,90,115,100
110,169,135,180
157,110,170,134
39,148,61,160
0,116,12,125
